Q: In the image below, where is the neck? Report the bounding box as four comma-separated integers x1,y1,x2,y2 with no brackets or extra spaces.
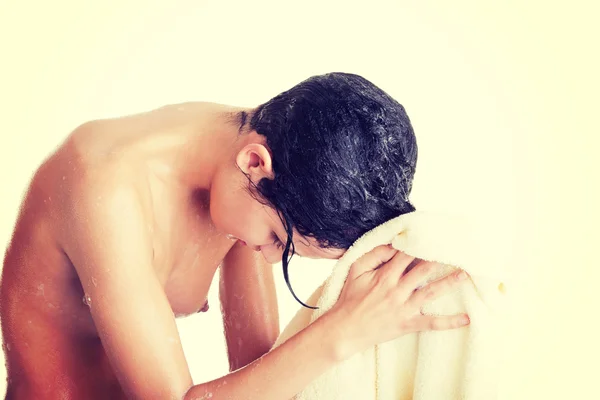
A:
163,104,251,192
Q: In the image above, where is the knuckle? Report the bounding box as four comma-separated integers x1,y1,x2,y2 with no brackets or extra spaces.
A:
375,271,388,286
418,285,433,300
395,251,410,262
424,286,436,300
382,244,396,253
430,318,444,330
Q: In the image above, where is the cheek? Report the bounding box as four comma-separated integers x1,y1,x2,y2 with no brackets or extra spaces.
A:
210,189,257,237
209,183,239,233
260,244,284,264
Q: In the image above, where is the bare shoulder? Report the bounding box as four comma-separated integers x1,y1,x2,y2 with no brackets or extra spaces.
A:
69,101,223,131
61,161,149,230
53,151,151,255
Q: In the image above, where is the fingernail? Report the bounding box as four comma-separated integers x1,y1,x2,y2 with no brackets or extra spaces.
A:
462,315,470,325
457,271,468,280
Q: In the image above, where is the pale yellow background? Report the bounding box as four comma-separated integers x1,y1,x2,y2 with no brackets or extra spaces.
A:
0,0,597,399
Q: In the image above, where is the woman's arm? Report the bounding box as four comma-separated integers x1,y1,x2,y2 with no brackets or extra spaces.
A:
63,175,194,399
63,173,338,400
65,169,469,400
64,174,344,400
185,246,472,400
185,306,347,400
219,242,279,371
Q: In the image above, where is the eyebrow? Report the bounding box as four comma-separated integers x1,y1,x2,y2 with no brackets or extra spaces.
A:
239,110,248,129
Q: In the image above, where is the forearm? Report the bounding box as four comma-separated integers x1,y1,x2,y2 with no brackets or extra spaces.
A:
221,304,279,371
220,247,280,371
184,311,349,400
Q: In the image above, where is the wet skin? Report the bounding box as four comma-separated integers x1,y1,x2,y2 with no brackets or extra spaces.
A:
0,103,281,399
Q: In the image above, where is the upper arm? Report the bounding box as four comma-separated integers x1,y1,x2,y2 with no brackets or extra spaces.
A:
63,176,192,399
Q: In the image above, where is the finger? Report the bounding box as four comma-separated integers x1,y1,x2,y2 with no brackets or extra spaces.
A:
399,260,445,293
348,244,397,279
405,313,470,333
400,257,422,278
376,250,416,282
405,269,469,311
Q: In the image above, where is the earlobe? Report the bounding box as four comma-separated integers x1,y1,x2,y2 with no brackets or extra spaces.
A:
235,143,274,180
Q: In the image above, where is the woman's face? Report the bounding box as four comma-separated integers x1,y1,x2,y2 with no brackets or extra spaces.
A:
210,140,345,263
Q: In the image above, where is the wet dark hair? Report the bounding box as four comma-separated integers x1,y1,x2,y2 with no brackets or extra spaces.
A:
242,72,418,308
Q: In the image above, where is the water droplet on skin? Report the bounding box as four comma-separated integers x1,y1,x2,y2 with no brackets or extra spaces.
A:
91,277,97,287
62,176,66,180
5,343,11,351
82,294,92,307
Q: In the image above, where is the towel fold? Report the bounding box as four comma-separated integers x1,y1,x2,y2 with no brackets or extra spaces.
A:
274,211,506,400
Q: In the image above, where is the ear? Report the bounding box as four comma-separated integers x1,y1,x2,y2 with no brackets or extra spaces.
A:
235,143,274,181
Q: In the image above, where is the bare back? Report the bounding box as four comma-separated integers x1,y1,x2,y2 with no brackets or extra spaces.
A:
0,103,239,399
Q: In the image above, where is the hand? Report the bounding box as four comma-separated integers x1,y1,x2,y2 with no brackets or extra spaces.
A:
329,245,470,357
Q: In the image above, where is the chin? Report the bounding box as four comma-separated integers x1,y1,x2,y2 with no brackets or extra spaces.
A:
207,207,226,234
259,250,281,264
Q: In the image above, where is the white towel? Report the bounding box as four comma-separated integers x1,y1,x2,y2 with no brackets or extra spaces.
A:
274,211,506,400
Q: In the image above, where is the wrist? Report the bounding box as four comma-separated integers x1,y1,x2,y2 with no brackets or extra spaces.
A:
315,307,361,363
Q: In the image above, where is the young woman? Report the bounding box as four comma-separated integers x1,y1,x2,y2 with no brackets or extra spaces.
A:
1,73,470,399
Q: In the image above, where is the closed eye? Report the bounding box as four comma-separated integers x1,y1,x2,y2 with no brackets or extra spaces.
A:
271,232,285,250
